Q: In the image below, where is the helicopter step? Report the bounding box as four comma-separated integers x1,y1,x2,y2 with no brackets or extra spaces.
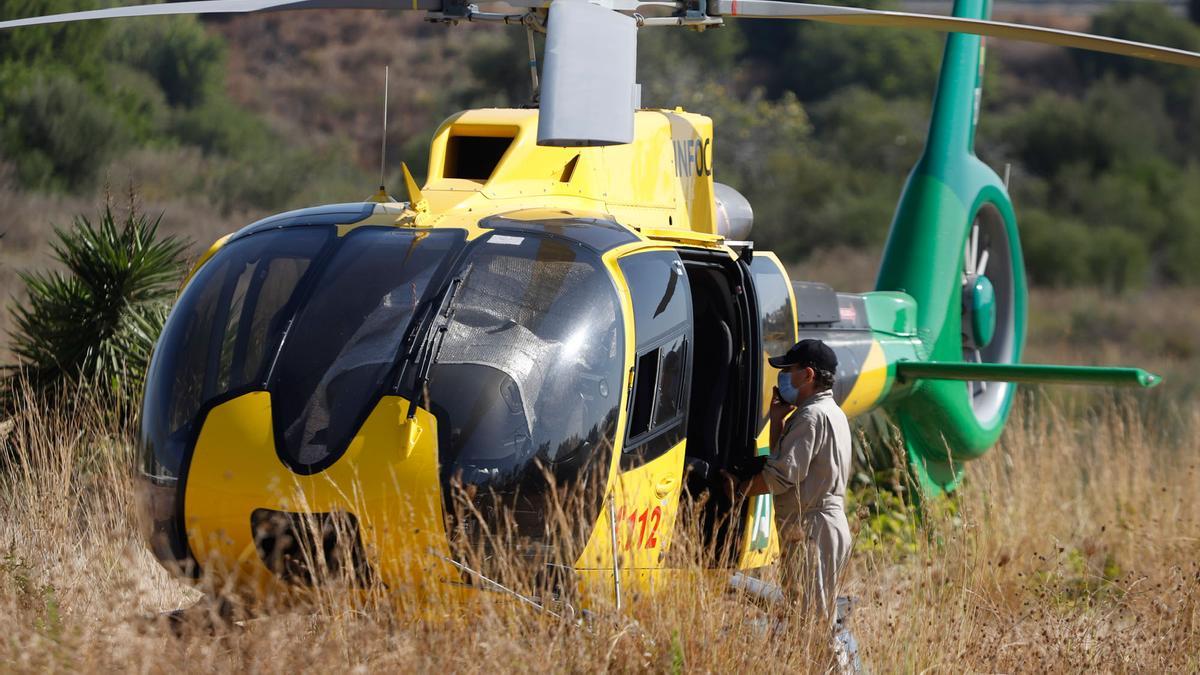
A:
729,572,864,673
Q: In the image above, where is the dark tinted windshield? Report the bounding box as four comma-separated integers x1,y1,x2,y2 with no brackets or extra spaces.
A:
141,227,329,479
270,228,465,473
140,226,466,479
428,232,624,552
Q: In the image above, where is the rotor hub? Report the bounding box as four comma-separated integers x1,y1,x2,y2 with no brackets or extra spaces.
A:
964,273,996,350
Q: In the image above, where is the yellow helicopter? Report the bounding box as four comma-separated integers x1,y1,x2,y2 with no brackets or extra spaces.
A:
3,0,1196,612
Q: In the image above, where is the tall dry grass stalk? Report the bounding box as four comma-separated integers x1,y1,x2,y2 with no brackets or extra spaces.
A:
0,388,1197,672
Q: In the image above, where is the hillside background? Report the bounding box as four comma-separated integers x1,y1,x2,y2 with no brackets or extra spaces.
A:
1,0,1200,389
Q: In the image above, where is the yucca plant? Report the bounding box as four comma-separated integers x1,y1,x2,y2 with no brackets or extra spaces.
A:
6,204,188,413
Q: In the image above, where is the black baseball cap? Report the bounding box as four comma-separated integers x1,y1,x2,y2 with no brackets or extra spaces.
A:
768,339,838,372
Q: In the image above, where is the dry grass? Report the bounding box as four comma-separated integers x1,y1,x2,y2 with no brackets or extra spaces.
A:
852,392,1200,671
0,383,1197,672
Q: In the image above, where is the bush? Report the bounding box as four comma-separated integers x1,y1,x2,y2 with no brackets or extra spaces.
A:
105,64,170,144
997,80,1170,178
740,19,941,103
0,69,130,189
1019,210,1149,291
1076,4,1200,111
104,16,226,109
6,203,188,407
0,0,107,82
168,97,271,157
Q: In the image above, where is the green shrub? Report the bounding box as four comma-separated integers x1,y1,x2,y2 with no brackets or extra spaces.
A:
740,15,941,103
0,0,107,81
998,81,1171,178
6,204,188,407
0,69,130,189
1161,166,1200,284
1019,211,1092,288
104,15,226,109
105,64,170,144
1077,3,1200,111
168,97,271,157
1019,210,1149,291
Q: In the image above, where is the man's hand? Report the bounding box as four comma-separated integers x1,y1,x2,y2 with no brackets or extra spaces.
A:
768,385,795,453
720,469,771,502
769,385,795,424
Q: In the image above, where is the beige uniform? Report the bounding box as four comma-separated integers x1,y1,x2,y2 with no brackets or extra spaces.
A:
762,389,853,623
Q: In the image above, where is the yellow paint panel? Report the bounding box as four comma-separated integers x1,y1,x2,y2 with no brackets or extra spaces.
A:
183,234,230,286
638,228,724,246
417,108,720,238
571,436,687,573
183,392,455,597
842,339,888,417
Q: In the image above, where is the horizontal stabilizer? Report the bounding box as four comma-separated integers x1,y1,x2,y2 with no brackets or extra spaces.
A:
896,361,1162,388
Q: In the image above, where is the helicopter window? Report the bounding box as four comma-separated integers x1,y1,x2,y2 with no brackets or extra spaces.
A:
654,334,688,426
141,227,331,479
444,135,514,181
269,227,466,473
618,251,693,466
750,256,797,433
627,333,689,440
429,232,623,549
628,351,658,437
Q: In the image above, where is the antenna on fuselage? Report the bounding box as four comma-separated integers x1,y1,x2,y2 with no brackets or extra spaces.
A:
524,18,540,104
370,65,394,203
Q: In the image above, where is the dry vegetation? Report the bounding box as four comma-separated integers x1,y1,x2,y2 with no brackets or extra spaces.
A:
214,10,492,166
0,378,1197,672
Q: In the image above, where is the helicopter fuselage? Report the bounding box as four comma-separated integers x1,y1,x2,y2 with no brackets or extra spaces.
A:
136,107,922,603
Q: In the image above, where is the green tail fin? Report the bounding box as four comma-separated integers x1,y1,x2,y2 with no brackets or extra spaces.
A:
875,0,1028,495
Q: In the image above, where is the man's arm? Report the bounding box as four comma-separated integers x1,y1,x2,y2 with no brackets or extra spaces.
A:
760,410,818,496
738,386,798,497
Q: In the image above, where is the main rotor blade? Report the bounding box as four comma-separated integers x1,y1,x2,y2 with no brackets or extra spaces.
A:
0,0,442,31
715,0,1200,70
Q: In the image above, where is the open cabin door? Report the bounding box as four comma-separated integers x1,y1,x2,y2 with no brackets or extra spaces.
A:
736,251,799,568
608,249,692,569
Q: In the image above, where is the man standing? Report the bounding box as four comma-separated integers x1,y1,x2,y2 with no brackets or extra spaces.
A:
739,339,853,624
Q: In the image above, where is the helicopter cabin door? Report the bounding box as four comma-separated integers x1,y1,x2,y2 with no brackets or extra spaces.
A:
738,251,799,567
612,249,692,569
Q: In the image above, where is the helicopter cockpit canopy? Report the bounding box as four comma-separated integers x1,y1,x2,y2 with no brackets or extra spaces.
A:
139,208,629,568
427,225,627,557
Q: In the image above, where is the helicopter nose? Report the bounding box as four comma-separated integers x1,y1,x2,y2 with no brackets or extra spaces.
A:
180,391,457,594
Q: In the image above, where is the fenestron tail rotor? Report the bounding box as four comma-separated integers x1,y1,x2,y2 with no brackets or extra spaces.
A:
959,207,1019,426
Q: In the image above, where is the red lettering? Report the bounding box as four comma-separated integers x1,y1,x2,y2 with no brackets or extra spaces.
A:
646,507,662,548
614,506,667,550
